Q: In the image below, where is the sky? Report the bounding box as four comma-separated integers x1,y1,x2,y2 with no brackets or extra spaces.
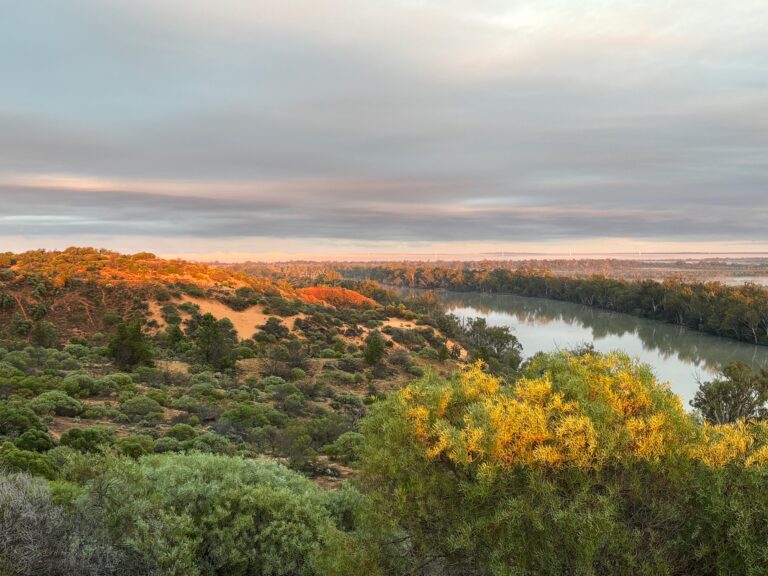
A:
1,0,767,260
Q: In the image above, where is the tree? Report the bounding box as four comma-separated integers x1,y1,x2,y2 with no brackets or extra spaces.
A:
462,317,522,371
691,362,768,424
192,313,237,370
108,318,153,370
29,321,59,348
364,331,386,365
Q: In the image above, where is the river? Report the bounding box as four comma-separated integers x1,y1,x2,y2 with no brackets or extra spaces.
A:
424,290,768,407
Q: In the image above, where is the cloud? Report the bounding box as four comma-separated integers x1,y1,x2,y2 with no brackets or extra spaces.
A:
1,0,767,252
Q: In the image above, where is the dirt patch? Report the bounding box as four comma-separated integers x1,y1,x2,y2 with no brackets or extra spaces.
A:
162,406,186,422
175,297,304,339
156,360,190,375
80,397,116,407
147,300,166,331
48,417,132,440
382,318,419,330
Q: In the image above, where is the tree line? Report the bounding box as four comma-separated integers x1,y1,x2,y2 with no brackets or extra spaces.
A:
346,264,768,345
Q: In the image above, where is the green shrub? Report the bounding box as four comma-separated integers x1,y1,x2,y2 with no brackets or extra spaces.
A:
0,400,43,437
154,437,183,453
323,432,366,466
0,442,54,478
117,435,155,458
14,429,55,452
29,390,83,417
120,396,164,422
165,423,198,442
60,373,99,398
80,453,380,576
190,432,235,455
59,427,116,453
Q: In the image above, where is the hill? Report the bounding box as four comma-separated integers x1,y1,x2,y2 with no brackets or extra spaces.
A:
0,248,379,342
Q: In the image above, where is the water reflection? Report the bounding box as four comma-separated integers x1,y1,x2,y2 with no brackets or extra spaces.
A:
424,290,768,406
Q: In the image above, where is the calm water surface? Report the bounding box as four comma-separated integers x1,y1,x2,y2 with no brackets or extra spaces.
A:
429,290,768,407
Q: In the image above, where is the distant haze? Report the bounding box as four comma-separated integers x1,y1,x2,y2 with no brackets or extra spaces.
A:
2,1,767,259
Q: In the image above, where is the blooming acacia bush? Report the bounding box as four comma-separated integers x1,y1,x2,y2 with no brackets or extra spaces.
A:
361,351,768,575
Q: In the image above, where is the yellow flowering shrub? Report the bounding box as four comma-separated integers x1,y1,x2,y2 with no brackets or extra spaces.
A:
398,354,768,471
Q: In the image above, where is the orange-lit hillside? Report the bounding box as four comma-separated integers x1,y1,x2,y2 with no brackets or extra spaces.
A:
0,248,380,340
0,247,284,294
298,286,378,308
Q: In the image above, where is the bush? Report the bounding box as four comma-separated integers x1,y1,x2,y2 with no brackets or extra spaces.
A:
117,435,155,458
59,427,116,453
120,396,164,422
108,319,154,370
361,353,768,575
60,373,100,398
29,321,59,348
259,375,286,389
416,346,439,360
0,470,146,575
219,403,288,436
80,453,379,576
190,432,235,455
164,423,198,442
364,331,386,365
14,429,56,452
153,437,183,453
290,367,307,381
29,390,83,417
0,442,54,478
323,432,366,465
0,401,43,437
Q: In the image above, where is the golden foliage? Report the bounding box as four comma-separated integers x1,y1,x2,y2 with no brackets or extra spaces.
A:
297,286,378,308
399,355,768,472
693,422,753,468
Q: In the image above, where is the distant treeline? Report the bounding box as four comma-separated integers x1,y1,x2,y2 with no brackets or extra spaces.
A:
342,265,768,346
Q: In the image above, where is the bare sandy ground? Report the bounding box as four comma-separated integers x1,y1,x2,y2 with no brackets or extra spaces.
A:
148,296,304,339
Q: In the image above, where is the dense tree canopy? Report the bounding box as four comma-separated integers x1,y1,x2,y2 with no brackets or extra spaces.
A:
691,362,768,424
350,264,768,346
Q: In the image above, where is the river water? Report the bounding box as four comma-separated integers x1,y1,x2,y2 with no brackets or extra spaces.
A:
427,290,768,407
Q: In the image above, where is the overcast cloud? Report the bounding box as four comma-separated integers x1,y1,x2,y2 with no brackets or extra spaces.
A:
1,0,767,257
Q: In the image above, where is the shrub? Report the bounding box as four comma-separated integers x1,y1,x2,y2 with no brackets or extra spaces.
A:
363,331,386,365
14,429,56,452
59,427,116,453
361,352,768,575
116,435,155,458
190,432,235,455
80,453,379,576
153,437,183,453
290,367,307,381
164,423,198,442
108,319,154,370
323,432,366,466
60,373,99,398
0,470,146,575
0,442,54,478
0,401,43,437
219,403,288,434
120,396,164,422
29,390,84,417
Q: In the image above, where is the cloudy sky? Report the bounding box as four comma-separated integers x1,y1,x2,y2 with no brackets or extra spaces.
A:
2,0,767,259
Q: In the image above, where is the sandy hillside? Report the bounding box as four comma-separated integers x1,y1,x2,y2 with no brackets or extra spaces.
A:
149,296,304,339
